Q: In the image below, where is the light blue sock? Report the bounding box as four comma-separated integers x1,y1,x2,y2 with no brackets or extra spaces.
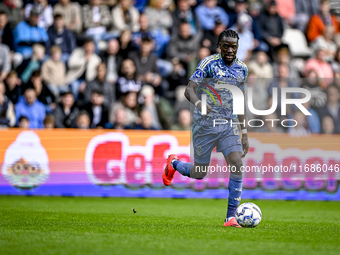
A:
172,160,192,177
226,174,243,219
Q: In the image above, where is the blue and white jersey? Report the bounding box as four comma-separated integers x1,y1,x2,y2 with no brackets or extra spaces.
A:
189,53,248,126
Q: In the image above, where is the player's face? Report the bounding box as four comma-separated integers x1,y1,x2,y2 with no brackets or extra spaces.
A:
219,36,238,65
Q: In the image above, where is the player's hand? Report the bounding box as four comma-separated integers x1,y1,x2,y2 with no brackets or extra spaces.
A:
241,133,249,158
197,102,212,114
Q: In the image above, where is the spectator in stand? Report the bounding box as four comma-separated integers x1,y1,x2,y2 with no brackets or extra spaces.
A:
167,22,201,70
201,19,226,54
302,100,321,134
46,13,76,63
15,88,45,128
311,25,337,62
317,85,340,134
134,0,148,13
100,38,122,84
0,35,10,81
0,82,15,127
257,112,284,133
274,0,295,25
111,0,140,33
138,85,173,130
171,108,191,130
53,0,82,34
110,91,138,126
257,0,284,57
172,0,200,36
116,59,142,98
195,0,229,31
82,0,112,45
24,0,53,30
23,70,56,110
167,58,187,94
13,8,48,59
245,71,268,118
293,0,320,32
4,71,21,104
268,64,298,113
102,0,117,8
18,116,30,128
17,43,45,84
83,62,115,106
105,106,127,130
272,46,299,79
321,115,335,134
76,110,91,129
127,109,159,130
144,0,173,36
41,45,67,97
289,111,311,137
53,91,79,128
66,38,101,98
248,51,273,79
118,29,134,59
333,71,340,90
228,0,263,51
0,0,23,29
302,69,327,109
128,35,162,94
230,13,254,63
81,89,109,128
189,46,211,76
304,46,334,89
132,13,167,57
0,11,23,69
0,11,14,52
332,48,340,73
43,114,55,129
306,0,339,43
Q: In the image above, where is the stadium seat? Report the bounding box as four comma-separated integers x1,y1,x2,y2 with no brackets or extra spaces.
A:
282,28,312,58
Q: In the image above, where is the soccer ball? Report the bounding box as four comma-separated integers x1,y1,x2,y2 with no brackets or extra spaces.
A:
235,202,262,228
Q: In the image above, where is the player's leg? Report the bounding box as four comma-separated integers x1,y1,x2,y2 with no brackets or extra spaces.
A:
216,123,243,227
163,124,215,185
225,151,243,225
162,156,210,186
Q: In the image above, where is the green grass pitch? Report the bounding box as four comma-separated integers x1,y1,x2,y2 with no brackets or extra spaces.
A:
1,196,340,255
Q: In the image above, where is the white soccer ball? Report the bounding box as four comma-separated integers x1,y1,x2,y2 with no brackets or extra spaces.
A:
235,202,262,228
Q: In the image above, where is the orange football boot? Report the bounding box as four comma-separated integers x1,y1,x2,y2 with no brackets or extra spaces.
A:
223,217,242,228
162,154,178,186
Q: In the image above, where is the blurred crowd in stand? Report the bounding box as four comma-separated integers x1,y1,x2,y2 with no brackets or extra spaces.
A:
0,0,339,135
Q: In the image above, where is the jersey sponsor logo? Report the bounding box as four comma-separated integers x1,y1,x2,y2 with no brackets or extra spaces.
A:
194,70,203,79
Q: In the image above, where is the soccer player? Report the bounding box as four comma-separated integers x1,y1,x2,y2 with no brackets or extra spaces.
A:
163,29,249,228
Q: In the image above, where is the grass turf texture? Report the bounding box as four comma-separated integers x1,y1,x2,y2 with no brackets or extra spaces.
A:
1,196,340,255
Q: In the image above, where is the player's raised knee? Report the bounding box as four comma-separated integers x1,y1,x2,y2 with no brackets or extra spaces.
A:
190,165,208,179
228,153,243,169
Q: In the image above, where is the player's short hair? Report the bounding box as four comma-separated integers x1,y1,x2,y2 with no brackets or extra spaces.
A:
217,29,239,47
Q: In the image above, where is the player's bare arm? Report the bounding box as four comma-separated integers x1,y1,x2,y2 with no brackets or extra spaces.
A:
184,80,212,114
238,89,249,158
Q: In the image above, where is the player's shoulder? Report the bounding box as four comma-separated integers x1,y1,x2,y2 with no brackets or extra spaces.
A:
197,53,220,70
235,58,248,71
234,58,248,82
